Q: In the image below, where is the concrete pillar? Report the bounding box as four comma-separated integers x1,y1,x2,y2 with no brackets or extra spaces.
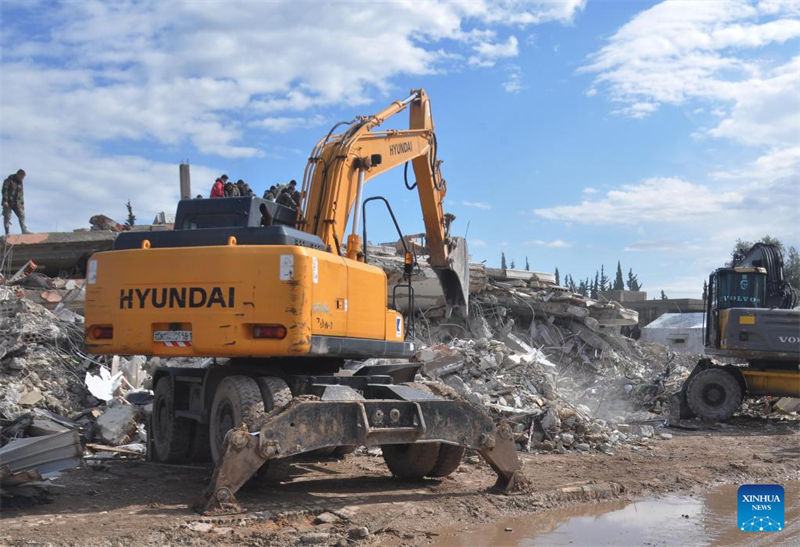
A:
179,163,191,200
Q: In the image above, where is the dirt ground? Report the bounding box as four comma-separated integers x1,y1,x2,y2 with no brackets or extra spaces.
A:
1,417,798,546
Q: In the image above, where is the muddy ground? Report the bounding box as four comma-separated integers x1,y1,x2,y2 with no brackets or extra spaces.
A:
1,417,798,546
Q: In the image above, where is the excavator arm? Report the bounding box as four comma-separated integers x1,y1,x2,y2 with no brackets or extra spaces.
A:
297,89,469,310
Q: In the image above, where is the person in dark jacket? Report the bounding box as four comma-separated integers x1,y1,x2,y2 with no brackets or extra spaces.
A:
2,169,30,235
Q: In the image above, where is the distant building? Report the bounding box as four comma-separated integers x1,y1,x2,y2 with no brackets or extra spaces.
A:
640,312,705,354
599,290,705,328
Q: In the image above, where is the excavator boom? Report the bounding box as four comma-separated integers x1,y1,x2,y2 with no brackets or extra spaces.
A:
297,89,469,311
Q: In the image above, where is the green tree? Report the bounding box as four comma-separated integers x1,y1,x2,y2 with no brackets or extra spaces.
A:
125,200,136,227
626,268,641,291
786,246,800,289
525,256,530,271
613,261,624,290
599,264,609,292
554,267,560,286
501,252,507,270
702,279,708,301
660,290,668,300
509,259,516,269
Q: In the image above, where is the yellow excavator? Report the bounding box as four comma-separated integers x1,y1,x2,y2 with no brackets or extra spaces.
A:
84,90,521,514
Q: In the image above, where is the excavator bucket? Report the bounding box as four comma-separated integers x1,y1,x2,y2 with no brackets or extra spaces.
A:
433,236,470,316
195,391,523,515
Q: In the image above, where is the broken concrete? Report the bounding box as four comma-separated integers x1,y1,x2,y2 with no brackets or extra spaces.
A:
94,405,140,446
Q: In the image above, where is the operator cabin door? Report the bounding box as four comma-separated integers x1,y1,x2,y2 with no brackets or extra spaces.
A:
310,254,349,338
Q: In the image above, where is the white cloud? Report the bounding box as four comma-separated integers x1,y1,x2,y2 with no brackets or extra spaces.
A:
525,239,572,248
462,201,493,210
581,0,800,147
469,36,519,67
502,65,523,93
470,238,488,247
624,240,702,252
712,145,800,183
0,0,584,231
582,187,598,195
250,115,325,132
534,177,744,225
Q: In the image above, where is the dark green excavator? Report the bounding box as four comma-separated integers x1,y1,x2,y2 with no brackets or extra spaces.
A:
676,243,799,421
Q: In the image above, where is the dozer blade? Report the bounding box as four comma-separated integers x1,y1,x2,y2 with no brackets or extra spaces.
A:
194,398,523,515
433,235,470,316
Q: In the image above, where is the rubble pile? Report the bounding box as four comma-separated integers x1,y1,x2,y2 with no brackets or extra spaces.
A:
0,285,150,503
0,286,91,420
413,336,686,454
364,243,701,451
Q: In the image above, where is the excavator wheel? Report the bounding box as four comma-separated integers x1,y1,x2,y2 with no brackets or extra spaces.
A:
382,443,440,480
428,444,466,477
256,376,293,413
252,376,294,484
187,421,211,463
209,376,269,463
685,367,743,421
152,376,194,462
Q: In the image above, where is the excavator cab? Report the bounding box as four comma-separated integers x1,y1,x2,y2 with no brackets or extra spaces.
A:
705,267,767,349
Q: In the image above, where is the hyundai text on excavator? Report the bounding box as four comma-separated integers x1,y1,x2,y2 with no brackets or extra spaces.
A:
84,90,522,514
676,243,800,421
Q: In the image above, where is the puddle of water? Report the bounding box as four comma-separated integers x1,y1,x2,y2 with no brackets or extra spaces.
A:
433,482,798,547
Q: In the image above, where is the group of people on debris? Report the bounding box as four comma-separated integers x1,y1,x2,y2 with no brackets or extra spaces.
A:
207,174,255,199
207,175,301,210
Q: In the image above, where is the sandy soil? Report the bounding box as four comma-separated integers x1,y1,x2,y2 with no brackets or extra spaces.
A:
1,416,798,546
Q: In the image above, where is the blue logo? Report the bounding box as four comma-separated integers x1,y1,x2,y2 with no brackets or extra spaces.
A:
738,484,784,532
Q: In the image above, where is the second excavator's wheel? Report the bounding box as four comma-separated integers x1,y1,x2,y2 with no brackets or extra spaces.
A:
382,443,440,480
428,444,466,477
209,375,269,463
685,367,743,422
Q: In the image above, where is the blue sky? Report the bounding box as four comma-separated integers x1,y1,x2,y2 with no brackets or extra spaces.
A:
1,0,798,297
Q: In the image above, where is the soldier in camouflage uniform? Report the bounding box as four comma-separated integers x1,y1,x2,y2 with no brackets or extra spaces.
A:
2,169,30,235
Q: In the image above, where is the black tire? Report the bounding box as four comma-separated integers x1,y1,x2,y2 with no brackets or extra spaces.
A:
382,443,439,480
686,368,742,421
187,421,211,463
152,376,194,462
209,376,268,463
428,444,465,477
253,376,294,483
256,376,292,414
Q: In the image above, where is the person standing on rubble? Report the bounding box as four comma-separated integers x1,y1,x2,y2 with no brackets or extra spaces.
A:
210,174,227,198
2,169,30,235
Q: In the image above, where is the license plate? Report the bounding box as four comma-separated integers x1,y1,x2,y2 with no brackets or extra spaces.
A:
153,330,192,342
